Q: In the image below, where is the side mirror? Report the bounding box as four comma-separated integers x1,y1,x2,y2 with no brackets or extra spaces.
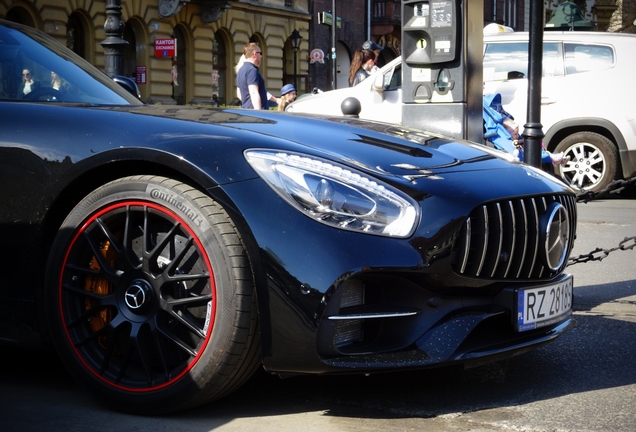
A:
373,74,385,93
111,75,142,100
507,71,525,80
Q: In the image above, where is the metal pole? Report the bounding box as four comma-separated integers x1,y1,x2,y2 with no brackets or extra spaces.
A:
522,0,545,168
367,0,371,41
293,50,298,90
101,0,128,77
331,0,337,90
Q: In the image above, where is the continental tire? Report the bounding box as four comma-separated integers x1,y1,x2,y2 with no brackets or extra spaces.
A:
45,176,260,414
554,131,619,193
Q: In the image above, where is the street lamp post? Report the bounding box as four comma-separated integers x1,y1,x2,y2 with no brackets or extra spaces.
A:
101,0,128,77
522,0,545,168
289,29,302,90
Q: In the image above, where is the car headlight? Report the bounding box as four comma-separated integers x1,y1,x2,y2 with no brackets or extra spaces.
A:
245,150,420,238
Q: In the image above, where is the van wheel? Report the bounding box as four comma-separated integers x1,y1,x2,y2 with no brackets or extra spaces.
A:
554,132,619,193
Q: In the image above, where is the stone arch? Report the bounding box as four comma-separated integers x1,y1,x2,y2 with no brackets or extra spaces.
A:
336,41,351,90
4,2,43,30
171,23,193,104
248,32,267,74
212,28,232,106
282,33,300,93
123,16,149,101
66,10,95,64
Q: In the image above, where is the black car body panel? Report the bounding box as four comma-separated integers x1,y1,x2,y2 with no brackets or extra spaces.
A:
0,101,576,368
0,19,577,412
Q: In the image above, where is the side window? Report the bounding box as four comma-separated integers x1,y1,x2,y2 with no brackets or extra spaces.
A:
564,44,614,75
542,43,561,77
484,42,528,81
384,64,401,91
0,24,138,104
483,42,561,81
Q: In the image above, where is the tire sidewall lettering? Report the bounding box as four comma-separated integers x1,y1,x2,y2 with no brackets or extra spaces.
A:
145,184,212,233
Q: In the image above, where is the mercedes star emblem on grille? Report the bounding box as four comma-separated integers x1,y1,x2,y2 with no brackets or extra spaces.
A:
544,203,570,270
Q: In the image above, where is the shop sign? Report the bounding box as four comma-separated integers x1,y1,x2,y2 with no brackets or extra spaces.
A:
155,39,176,57
136,66,147,84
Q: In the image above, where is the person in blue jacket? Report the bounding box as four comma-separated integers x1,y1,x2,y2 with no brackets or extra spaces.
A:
483,93,569,167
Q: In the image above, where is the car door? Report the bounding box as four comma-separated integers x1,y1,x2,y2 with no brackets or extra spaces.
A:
557,42,618,120
358,61,402,124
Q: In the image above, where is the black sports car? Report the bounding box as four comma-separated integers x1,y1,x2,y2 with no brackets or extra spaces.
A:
0,20,576,414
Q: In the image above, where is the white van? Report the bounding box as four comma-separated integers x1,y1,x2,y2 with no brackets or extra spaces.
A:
287,31,636,193
287,55,403,124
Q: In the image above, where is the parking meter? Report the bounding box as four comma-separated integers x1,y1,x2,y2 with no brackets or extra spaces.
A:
401,0,483,143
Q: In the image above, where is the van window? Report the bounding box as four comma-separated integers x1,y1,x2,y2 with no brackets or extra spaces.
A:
384,64,401,91
483,42,560,81
564,44,614,74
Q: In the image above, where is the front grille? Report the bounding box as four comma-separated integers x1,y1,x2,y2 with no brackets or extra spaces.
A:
452,194,576,281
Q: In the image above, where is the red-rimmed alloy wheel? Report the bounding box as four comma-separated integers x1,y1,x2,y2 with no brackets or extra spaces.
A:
46,176,260,414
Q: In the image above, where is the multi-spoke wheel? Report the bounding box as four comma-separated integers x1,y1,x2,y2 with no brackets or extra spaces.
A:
46,176,260,414
554,131,619,193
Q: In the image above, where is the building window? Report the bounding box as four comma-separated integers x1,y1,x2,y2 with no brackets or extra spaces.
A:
5,7,36,27
564,43,614,75
123,24,137,79
172,27,186,105
66,13,86,59
505,0,517,28
212,33,227,105
285,0,293,8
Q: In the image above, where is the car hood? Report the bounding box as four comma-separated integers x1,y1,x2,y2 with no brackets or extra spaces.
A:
106,104,567,198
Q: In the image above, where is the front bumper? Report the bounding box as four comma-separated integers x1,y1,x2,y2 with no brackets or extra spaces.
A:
311,273,574,372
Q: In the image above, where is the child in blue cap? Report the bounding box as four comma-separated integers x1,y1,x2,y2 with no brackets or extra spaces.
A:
278,84,297,111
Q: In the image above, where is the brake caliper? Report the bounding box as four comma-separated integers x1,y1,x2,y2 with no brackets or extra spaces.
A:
84,240,116,336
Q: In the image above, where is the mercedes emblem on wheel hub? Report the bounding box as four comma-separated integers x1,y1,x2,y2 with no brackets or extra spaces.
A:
124,279,153,311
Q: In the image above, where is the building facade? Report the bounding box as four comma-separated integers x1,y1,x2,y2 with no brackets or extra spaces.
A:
1,0,312,105
310,0,365,91
1,1,614,105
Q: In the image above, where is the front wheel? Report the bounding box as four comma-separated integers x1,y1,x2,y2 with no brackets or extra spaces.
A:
553,131,619,193
45,176,260,414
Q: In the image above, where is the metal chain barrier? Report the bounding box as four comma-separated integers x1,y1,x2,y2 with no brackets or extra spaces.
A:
568,236,636,266
574,177,636,203
567,177,636,266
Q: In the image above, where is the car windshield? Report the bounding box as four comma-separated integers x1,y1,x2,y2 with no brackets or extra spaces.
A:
0,21,142,105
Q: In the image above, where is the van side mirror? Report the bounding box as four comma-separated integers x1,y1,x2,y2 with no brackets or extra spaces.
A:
373,74,385,92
